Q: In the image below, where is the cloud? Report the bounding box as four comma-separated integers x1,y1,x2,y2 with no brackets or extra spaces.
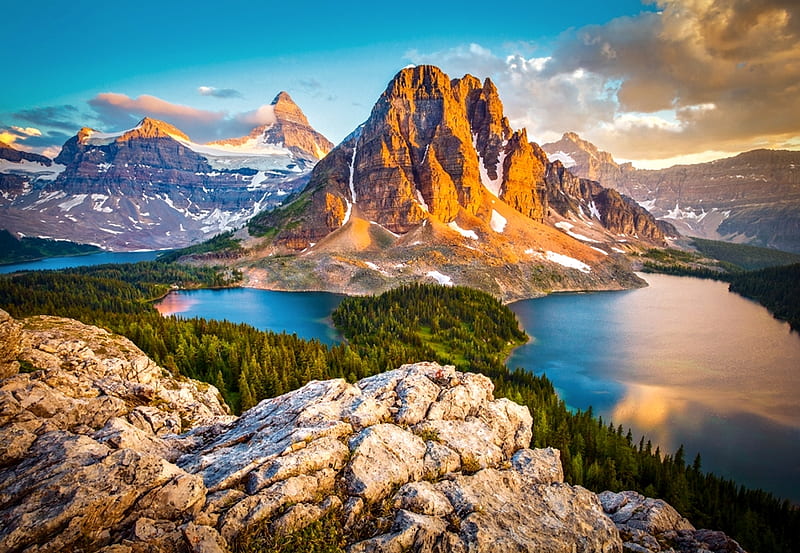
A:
198,86,243,99
87,93,276,142
0,131,19,145
10,126,42,137
13,105,84,132
0,125,71,154
407,0,800,164
296,78,336,102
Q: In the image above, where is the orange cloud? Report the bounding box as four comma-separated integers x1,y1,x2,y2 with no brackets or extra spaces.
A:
88,93,277,143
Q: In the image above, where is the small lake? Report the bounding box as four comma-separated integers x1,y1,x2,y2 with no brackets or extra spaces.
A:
155,288,344,345
508,273,800,502
0,250,162,273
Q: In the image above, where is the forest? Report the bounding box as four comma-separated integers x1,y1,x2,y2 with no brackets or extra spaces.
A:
0,266,798,552
0,229,100,264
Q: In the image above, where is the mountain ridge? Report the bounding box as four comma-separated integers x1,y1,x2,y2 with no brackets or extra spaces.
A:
543,133,800,253
0,96,333,250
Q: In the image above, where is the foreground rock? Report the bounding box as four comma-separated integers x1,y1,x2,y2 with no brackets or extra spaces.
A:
599,491,746,553
0,310,745,552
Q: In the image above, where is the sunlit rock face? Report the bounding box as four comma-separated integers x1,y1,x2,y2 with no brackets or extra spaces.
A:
543,132,800,253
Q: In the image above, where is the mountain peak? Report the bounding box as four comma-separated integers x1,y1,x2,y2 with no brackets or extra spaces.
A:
130,117,190,141
271,90,295,106
270,91,310,127
208,92,332,160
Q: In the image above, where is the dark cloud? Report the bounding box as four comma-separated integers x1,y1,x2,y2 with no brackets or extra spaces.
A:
22,131,73,148
13,105,83,132
197,86,243,99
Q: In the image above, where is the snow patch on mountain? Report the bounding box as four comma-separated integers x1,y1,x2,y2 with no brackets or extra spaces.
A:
426,270,454,286
547,150,577,168
525,249,592,273
58,194,88,212
0,158,66,181
177,139,298,172
490,210,507,233
477,146,507,197
555,221,599,243
448,221,478,240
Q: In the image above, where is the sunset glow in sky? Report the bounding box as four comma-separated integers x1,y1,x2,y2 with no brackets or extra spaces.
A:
2,0,799,168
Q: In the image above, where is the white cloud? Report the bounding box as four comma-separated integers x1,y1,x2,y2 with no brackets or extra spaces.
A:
10,126,42,137
197,86,242,99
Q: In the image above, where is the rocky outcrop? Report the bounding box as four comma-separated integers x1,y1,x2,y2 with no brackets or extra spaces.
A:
0,310,742,552
0,141,52,165
1,99,331,250
599,491,746,553
545,162,675,244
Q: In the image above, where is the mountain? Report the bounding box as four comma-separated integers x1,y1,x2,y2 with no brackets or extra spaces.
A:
0,141,66,198
233,66,668,300
0,93,332,250
0,309,745,552
543,133,800,253
209,91,334,162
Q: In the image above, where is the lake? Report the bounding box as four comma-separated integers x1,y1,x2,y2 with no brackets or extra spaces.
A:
0,250,162,273
155,288,345,345
16,249,793,503
507,273,800,502
155,274,800,501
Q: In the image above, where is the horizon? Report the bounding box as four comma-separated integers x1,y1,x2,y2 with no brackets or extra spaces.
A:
2,0,799,170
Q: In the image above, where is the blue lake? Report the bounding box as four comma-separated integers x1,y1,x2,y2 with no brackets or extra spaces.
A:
508,273,800,502
155,288,345,345
0,250,162,273
155,274,800,501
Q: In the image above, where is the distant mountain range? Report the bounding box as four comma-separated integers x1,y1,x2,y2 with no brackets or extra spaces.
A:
0,92,331,250
543,132,800,253
213,65,671,300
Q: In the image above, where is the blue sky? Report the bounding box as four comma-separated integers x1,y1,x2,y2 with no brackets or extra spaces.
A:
3,0,799,168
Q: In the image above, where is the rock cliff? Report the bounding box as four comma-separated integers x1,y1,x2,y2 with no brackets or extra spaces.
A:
237,66,668,300
0,310,745,553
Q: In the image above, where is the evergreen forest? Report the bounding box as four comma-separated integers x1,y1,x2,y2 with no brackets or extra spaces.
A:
0,265,798,552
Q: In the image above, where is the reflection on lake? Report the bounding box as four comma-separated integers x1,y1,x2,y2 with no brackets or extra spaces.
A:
155,288,344,345
507,273,800,501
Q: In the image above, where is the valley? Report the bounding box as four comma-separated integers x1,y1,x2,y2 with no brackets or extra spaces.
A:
2,50,800,553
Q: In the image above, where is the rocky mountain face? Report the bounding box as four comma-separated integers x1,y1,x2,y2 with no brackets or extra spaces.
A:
235,66,667,300
543,133,800,253
0,141,65,198
0,94,332,251
0,309,745,553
